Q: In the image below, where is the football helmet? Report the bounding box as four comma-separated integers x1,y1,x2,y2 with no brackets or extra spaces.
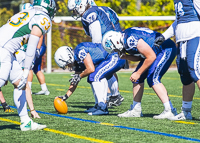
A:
21,3,33,11
33,0,56,20
54,46,74,70
68,0,89,19
102,31,124,54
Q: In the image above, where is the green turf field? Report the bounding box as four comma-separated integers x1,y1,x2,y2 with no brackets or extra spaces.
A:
1,70,200,143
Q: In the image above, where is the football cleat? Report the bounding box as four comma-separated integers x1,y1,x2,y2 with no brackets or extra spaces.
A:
168,108,192,120
34,90,50,95
117,104,142,117
153,108,177,119
20,119,47,131
84,104,98,113
88,102,109,115
4,105,14,113
107,94,124,108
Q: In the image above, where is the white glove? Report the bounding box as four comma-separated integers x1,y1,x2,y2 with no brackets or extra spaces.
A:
17,69,29,90
69,74,81,85
35,48,40,58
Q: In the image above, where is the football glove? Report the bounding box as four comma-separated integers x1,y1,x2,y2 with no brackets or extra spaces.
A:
58,94,69,101
154,35,165,47
69,74,81,85
17,69,29,90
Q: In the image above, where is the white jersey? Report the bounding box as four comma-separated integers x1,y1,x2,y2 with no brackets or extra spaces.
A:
0,8,52,53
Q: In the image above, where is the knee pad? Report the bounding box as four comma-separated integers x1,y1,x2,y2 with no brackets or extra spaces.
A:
180,74,193,85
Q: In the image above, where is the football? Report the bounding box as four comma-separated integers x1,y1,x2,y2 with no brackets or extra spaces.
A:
54,97,68,114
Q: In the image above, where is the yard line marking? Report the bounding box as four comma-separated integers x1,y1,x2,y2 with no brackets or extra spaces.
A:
0,117,113,143
6,106,200,142
174,121,198,125
33,82,200,100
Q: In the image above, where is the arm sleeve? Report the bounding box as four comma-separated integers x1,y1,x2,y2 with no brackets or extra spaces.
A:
194,0,200,16
24,34,40,70
162,20,177,40
89,20,102,43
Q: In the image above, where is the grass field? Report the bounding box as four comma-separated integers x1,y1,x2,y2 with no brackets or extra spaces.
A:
1,70,200,143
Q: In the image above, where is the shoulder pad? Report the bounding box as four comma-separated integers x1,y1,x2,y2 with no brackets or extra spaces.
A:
31,11,52,34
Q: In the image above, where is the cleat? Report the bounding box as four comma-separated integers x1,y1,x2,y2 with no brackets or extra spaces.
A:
107,94,124,108
118,104,142,117
34,90,50,95
88,102,109,115
20,119,47,131
84,104,98,113
153,108,177,119
168,108,192,120
4,105,14,113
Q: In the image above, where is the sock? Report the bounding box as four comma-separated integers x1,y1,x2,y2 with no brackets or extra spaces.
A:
182,101,192,109
163,101,171,110
91,84,98,104
91,78,108,103
28,82,32,90
133,101,141,109
41,83,48,91
13,88,28,117
107,75,120,96
20,114,30,123
169,100,174,110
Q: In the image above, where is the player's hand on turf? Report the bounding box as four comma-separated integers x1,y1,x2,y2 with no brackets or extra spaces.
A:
31,110,41,118
69,74,81,85
154,35,165,47
58,96,67,101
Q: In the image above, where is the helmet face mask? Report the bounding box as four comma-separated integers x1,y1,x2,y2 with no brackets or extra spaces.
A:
33,0,56,20
54,46,75,71
102,31,124,54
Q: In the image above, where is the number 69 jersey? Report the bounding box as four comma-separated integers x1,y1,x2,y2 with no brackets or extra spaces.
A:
0,8,52,54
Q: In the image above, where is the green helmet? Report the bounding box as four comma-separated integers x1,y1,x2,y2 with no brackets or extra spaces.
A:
33,0,56,20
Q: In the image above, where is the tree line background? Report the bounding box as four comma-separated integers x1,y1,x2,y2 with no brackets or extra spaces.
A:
0,0,176,69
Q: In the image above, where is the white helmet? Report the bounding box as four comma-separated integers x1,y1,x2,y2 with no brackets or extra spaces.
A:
102,31,124,54
54,46,74,70
21,3,33,11
68,0,89,19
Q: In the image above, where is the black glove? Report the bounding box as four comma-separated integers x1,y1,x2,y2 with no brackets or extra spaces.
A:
69,74,81,85
58,94,69,101
154,35,165,47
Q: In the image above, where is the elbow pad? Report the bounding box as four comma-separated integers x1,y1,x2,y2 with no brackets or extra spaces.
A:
24,34,40,69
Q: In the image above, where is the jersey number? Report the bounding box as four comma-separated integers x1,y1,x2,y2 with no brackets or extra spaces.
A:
175,2,184,16
9,12,29,27
41,18,51,31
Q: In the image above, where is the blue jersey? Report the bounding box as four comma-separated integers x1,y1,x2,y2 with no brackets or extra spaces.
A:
81,6,115,37
123,27,162,55
174,0,200,24
74,42,109,72
99,6,122,32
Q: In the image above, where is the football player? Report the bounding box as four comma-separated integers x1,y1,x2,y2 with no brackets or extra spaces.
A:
0,0,56,131
154,0,200,120
67,0,127,107
102,27,177,119
54,43,125,115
